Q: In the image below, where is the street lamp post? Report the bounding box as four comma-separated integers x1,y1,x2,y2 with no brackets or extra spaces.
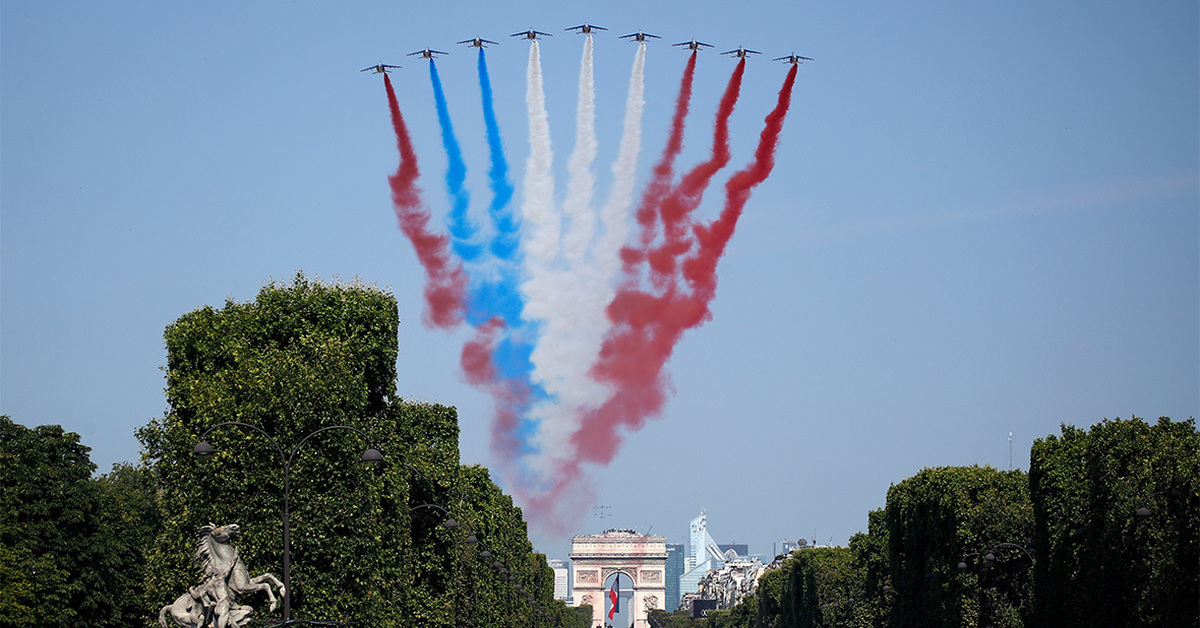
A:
193,421,383,625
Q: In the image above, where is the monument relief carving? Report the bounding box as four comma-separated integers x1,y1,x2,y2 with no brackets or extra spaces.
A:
577,570,599,584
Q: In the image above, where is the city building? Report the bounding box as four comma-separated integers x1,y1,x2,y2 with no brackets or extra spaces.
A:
716,543,748,559
665,543,685,611
548,559,570,601
679,509,726,596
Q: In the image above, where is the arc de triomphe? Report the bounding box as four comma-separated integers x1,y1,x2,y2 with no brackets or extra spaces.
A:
571,529,667,628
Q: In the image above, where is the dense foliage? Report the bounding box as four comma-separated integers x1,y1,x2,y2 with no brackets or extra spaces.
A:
137,274,560,627
1029,416,1199,627
702,417,1196,628
0,417,160,627
885,466,1033,627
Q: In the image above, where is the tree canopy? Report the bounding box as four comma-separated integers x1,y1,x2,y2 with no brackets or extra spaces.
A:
138,274,563,627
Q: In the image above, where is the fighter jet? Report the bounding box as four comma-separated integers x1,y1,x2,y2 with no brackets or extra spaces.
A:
566,22,607,34
673,39,714,51
722,46,762,58
619,29,661,42
511,28,552,40
458,36,499,48
408,48,449,59
773,53,814,65
361,63,402,74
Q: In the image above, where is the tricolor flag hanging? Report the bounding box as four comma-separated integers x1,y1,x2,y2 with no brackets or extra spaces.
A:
608,574,619,620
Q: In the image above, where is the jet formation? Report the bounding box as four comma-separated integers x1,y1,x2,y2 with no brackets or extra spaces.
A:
365,25,811,71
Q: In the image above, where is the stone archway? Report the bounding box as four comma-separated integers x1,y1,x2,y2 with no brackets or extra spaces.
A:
570,530,667,628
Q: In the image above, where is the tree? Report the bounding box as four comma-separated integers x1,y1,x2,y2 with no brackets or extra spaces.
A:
1029,416,1199,627
0,416,95,627
0,417,159,627
884,466,1033,628
139,274,559,627
848,508,890,627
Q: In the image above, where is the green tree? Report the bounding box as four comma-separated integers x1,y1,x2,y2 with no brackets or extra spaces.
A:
139,274,558,627
1029,416,1199,627
0,417,95,627
848,508,890,627
0,417,159,627
884,466,1033,628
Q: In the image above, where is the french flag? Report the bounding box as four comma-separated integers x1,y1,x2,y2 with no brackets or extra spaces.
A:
608,574,620,620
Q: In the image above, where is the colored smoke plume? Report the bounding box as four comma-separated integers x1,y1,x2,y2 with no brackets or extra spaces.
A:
429,59,480,262
628,50,698,261
384,74,466,329
572,60,795,470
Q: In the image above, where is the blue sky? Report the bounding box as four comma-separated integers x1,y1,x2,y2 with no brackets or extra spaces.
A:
3,1,1196,562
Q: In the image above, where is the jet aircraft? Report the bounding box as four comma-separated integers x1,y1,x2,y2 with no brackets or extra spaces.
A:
619,30,661,42
773,53,814,65
409,48,449,59
566,22,606,34
458,37,499,48
361,63,401,74
511,28,552,40
673,39,714,51
722,46,762,58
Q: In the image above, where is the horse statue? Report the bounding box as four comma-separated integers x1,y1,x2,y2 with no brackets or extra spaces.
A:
159,523,286,628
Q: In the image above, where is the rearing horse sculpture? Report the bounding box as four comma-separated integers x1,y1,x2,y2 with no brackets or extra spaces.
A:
159,523,285,628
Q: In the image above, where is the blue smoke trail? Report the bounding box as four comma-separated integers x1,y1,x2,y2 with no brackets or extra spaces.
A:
478,48,519,262
429,59,482,261
474,47,545,452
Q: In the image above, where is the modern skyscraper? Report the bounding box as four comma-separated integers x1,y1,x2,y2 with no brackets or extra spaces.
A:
680,509,725,595
665,543,685,610
548,559,570,601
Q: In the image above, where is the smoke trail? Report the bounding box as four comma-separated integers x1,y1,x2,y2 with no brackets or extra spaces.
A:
383,74,466,329
561,34,598,262
684,63,799,292
526,41,648,477
626,50,698,266
520,40,558,264
429,59,481,262
570,61,797,470
647,58,745,288
477,47,520,266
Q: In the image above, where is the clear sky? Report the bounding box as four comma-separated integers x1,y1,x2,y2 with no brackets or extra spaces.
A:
3,1,1197,563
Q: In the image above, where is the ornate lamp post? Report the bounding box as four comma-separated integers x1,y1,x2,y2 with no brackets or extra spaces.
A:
193,422,383,625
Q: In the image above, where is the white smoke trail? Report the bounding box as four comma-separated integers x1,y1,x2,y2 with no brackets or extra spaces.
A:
520,40,558,265
525,42,647,478
562,34,598,262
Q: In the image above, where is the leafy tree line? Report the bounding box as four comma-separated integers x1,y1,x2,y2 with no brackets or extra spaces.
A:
2,275,588,627
0,418,159,627
659,416,1197,628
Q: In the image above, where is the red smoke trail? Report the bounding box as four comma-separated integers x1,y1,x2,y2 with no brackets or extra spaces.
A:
569,62,797,470
384,73,466,329
684,63,799,293
460,318,528,462
626,51,698,262
646,59,745,288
